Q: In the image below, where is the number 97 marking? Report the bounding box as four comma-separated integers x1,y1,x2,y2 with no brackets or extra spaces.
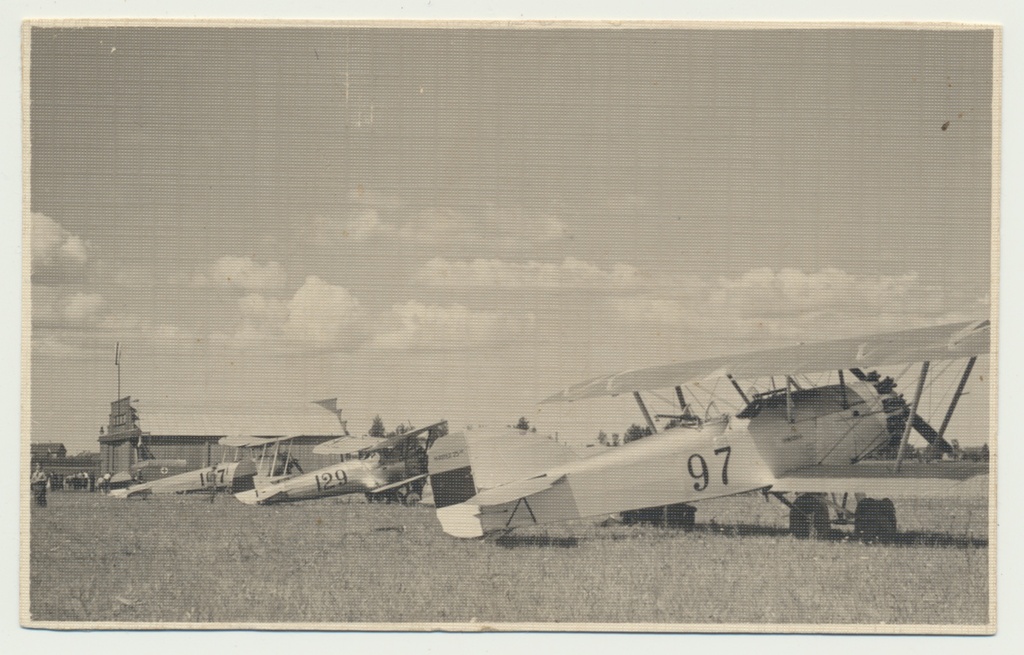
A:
687,446,732,492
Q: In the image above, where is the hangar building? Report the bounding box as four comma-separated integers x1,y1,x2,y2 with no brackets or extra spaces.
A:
98,397,342,476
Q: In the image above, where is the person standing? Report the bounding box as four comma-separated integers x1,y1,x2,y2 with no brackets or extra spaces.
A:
30,463,48,507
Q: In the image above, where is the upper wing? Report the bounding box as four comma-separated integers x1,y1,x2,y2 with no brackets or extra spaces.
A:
543,319,990,403
218,434,301,448
312,436,382,456
313,420,447,456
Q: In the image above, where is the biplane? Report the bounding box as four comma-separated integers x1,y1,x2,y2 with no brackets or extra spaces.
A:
428,319,992,539
231,421,447,505
108,441,258,498
108,458,257,498
105,423,253,496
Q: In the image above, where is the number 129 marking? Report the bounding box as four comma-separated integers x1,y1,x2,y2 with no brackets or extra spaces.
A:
687,446,732,492
314,469,348,493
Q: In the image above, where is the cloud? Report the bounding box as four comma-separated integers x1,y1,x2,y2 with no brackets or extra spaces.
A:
707,268,920,315
418,257,681,289
232,292,289,341
307,188,569,256
31,213,89,284
612,267,988,342
281,276,365,346
370,301,536,351
238,292,288,322
201,256,287,291
63,293,104,325
59,235,88,263
343,207,395,241
223,277,364,348
31,213,88,265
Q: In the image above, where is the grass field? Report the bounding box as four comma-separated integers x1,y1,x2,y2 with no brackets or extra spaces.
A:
26,491,990,629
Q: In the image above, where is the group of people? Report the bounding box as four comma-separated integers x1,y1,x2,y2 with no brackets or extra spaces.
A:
29,465,115,507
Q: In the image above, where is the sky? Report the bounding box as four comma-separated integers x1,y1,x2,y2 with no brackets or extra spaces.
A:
26,25,995,454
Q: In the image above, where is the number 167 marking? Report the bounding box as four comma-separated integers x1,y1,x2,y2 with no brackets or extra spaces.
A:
687,446,732,492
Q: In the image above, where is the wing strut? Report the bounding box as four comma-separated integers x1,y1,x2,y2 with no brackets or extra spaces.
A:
785,376,795,423
727,374,750,405
270,440,281,478
937,356,977,443
838,370,848,409
895,361,930,473
633,391,658,434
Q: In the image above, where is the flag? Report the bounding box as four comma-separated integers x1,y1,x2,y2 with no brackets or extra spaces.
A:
312,398,339,414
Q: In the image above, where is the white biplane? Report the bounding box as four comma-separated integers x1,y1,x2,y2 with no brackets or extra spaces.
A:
231,420,447,506
108,447,258,499
427,319,991,539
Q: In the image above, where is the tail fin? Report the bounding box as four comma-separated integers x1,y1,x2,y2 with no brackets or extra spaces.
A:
427,431,478,509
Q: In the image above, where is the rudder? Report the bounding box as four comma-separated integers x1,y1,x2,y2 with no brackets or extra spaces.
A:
427,431,478,509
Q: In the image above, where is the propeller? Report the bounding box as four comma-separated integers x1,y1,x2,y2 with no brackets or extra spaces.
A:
848,367,953,454
911,415,952,454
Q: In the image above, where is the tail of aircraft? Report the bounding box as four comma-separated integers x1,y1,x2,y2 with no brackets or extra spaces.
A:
427,431,479,509
427,427,583,509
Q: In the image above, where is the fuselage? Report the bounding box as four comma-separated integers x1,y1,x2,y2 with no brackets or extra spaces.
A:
234,452,424,505
109,459,257,498
431,380,907,537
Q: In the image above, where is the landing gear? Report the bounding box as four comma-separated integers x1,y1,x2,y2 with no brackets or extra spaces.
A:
368,480,425,506
396,479,425,506
788,493,830,539
854,497,898,541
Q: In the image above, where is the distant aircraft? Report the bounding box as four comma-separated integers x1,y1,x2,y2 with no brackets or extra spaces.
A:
108,457,257,498
427,319,991,539
232,420,447,505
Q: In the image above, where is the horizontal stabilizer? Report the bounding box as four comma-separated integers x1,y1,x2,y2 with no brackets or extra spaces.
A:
235,486,286,505
109,485,152,499
468,474,565,507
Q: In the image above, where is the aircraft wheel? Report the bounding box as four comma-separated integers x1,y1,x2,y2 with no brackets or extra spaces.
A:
854,497,898,541
404,491,421,507
395,483,411,504
789,494,830,539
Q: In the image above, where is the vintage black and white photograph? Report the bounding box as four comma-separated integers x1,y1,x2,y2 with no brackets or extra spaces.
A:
22,21,998,632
